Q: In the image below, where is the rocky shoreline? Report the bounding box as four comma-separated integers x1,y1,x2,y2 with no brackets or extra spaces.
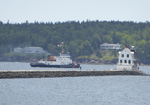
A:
76,58,117,65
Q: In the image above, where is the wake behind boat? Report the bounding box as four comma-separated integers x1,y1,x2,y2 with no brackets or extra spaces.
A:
30,42,80,68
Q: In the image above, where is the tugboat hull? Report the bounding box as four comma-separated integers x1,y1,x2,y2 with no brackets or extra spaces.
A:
30,63,80,68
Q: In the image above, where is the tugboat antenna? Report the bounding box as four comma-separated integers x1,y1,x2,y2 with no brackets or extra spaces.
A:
58,42,64,55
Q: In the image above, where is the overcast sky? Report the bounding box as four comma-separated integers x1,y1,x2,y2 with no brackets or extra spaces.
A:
0,0,150,23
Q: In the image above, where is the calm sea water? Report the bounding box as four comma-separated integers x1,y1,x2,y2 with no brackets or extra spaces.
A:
0,62,150,105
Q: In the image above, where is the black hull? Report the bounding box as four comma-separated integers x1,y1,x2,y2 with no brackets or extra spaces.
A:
30,63,80,68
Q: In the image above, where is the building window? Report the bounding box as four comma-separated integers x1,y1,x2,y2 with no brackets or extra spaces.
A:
122,54,124,57
128,60,131,64
127,54,129,58
124,60,127,63
120,60,122,63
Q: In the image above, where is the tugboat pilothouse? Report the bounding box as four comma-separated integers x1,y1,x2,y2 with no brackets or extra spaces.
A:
30,42,80,68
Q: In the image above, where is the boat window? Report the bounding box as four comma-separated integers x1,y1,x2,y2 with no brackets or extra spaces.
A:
128,60,131,64
127,54,129,58
124,60,127,63
122,54,124,57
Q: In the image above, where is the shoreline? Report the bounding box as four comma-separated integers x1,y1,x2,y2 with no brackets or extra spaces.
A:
1,61,150,66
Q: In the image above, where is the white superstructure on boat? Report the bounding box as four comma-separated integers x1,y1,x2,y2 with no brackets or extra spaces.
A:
38,53,72,65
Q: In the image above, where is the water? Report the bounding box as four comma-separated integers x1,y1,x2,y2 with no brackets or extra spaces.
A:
0,62,115,71
0,62,150,105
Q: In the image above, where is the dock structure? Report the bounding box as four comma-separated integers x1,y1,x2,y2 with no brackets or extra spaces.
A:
0,70,148,79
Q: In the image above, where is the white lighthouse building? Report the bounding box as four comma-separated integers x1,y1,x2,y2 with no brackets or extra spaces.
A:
116,46,139,70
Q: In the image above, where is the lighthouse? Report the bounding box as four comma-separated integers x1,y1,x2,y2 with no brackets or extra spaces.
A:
116,46,139,70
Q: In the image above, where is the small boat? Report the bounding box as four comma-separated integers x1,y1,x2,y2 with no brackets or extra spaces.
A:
30,42,80,68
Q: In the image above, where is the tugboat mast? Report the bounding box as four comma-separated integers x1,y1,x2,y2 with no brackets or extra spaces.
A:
58,42,64,55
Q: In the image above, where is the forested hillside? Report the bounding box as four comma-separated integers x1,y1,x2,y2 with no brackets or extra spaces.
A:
0,20,150,64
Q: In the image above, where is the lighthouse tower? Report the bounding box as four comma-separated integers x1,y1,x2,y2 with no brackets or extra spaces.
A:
116,46,139,70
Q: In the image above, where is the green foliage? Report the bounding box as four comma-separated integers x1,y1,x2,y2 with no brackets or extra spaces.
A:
90,53,100,59
0,21,150,63
77,56,89,59
2,52,47,61
100,50,117,61
101,56,115,61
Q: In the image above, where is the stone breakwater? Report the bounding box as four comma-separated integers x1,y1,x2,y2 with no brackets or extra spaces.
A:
0,70,149,79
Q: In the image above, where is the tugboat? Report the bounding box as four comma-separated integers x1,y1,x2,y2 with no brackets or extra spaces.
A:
30,42,80,68
116,46,139,70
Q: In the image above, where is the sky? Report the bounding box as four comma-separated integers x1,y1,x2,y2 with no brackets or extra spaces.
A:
0,0,150,23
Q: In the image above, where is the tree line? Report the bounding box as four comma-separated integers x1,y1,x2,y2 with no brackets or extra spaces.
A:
0,20,150,64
